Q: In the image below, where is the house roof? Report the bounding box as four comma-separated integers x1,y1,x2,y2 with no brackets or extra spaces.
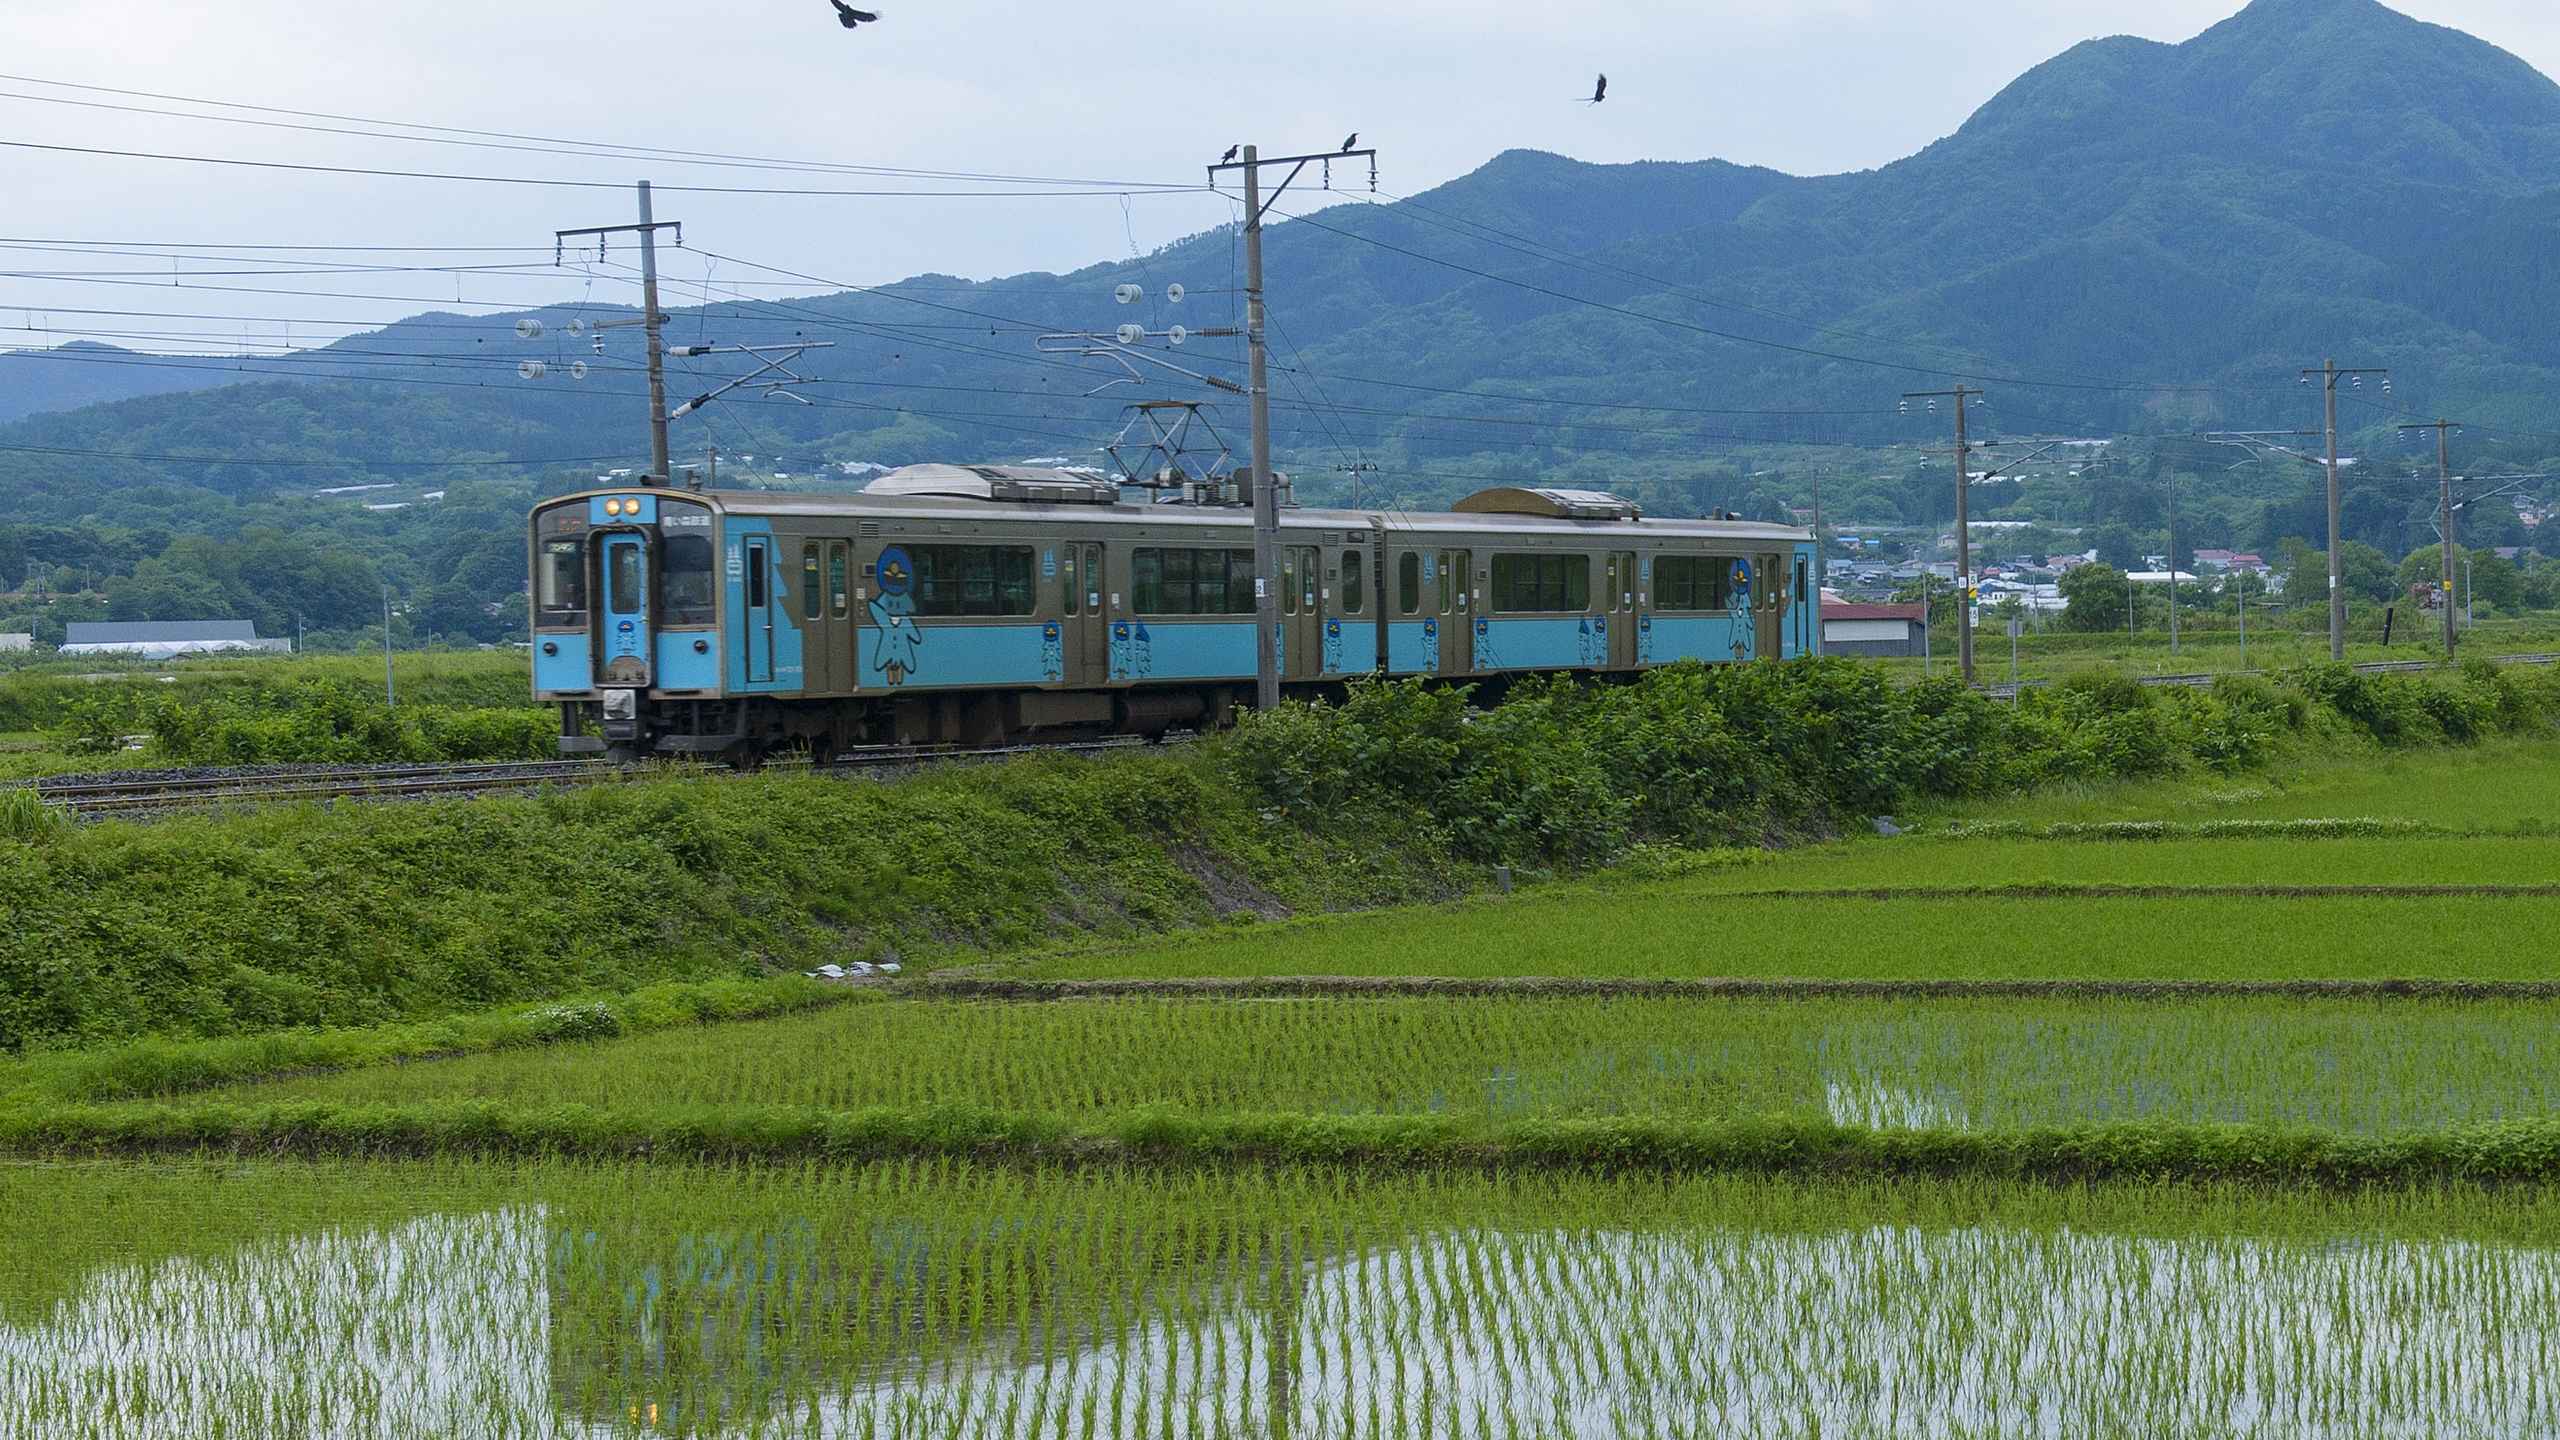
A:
63,620,261,645
1822,602,1928,623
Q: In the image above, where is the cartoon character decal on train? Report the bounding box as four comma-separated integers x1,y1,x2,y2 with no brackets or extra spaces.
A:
1728,559,1755,662
1422,616,1440,674
1040,622,1064,682
868,546,924,685
1323,618,1346,674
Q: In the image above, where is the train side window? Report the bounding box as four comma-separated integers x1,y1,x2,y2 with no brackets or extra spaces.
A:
1280,550,1299,616
1436,551,1453,615
1341,548,1364,615
1491,553,1590,613
801,544,823,621
828,542,850,618
1604,556,1620,613
746,546,769,610
909,544,1039,617
1300,547,1318,612
1397,552,1420,616
1131,547,1164,615
1063,549,1079,616
1654,555,1733,611
538,539,587,624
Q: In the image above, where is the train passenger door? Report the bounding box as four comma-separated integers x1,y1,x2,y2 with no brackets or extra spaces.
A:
1608,550,1638,668
741,537,774,683
1064,542,1109,683
1792,552,1812,656
795,542,834,693
1280,545,1323,680
1439,547,1474,673
599,532,652,686
1758,552,1784,660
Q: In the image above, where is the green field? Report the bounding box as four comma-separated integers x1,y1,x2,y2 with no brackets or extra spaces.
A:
9,691,2560,1435
201,994,2560,1136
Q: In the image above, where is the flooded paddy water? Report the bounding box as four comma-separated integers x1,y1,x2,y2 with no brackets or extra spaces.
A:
5,1160,2557,1439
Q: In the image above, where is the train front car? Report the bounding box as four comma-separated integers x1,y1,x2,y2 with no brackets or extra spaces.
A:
529,489,726,762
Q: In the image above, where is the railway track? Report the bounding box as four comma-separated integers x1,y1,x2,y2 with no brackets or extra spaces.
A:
1979,650,2560,701
25,736,1170,818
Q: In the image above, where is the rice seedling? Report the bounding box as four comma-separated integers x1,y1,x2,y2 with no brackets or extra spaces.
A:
5,1158,2560,1438
1023,891,2560,982
177,996,2560,1137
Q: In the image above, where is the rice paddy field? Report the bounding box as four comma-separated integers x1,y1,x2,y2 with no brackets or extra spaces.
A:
8,737,2560,1435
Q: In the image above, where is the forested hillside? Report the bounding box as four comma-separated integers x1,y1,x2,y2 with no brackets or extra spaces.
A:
7,0,2560,641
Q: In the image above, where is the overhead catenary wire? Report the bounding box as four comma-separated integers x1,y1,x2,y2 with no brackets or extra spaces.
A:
0,72,1208,190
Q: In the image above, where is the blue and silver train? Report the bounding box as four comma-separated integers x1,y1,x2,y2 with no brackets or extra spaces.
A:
529,464,1819,760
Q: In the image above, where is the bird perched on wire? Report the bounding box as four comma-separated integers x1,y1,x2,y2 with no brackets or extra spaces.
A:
1340,132,1359,152
830,2,881,28
1586,74,1607,104
1220,144,1240,163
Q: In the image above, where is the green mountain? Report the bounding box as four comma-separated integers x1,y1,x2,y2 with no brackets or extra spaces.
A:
9,0,2560,528
0,342,235,424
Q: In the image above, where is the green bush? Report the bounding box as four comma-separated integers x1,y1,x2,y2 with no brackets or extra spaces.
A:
139,682,555,765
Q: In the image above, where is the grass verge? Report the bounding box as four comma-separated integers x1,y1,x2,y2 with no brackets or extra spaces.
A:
11,1101,2560,1185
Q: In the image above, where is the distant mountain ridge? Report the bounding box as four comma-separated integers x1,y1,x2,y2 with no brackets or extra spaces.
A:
8,0,2560,518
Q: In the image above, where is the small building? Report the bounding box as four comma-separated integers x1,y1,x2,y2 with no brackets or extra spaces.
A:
59,621,292,659
1822,601,1930,658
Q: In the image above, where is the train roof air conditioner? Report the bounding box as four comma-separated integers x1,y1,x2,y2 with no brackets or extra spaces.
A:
1452,487,1643,521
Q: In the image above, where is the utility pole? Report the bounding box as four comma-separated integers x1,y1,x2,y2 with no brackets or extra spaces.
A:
2165,469,2179,655
558,183,682,484
2398,419,2460,659
1903,386,1982,684
382,586,396,708
2303,360,2389,659
1809,468,1827,590
1211,141,1378,710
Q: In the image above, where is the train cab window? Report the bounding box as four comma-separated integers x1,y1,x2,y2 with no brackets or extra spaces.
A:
538,539,587,625
660,533,716,627
1341,548,1365,615
608,543,645,614
829,543,851,618
801,544,823,621
1397,552,1420,616
1491,553,1590,614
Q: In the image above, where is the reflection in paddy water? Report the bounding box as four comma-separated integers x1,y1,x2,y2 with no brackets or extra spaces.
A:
7,1208,2558,1438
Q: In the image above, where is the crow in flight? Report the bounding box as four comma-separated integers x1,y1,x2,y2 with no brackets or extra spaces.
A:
1588,74,1607,104
1220,144,1240,163
831,2,880,28
1340,132,1359,152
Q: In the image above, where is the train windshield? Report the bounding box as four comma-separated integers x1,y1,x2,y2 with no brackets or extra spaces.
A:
661,533,716,626
537,539,586,625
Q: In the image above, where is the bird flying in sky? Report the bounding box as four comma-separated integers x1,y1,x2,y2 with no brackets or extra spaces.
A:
1588,74,1607,104
1340,132,1359,152
1220,144,1240,163
831,2,880,29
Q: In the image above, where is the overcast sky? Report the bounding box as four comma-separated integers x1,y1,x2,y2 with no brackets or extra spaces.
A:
4,0,2557,353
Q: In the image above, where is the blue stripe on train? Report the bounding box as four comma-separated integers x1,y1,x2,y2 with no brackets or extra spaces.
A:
1473,617,1604,671
1646,614,1758,664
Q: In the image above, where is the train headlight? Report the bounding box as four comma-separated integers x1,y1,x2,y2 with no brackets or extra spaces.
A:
604,497,627,517
602,688,638,721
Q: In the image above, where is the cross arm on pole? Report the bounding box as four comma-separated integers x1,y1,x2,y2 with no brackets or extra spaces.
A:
1208,149,1378,224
